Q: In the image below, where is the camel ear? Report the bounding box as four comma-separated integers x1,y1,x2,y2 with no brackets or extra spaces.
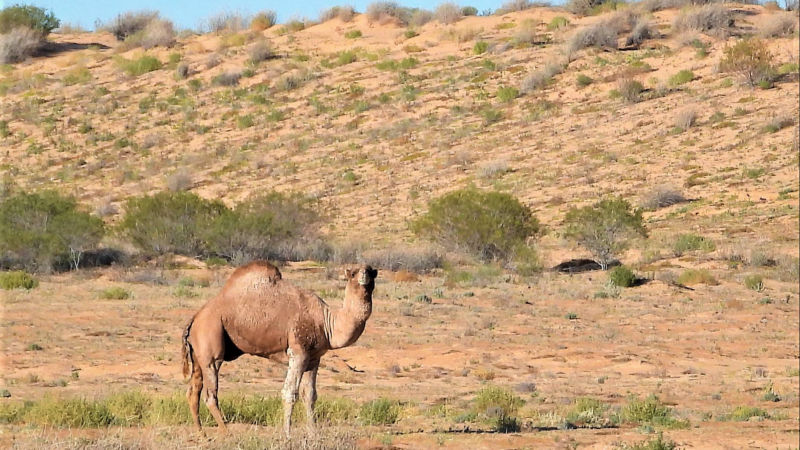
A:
368,268,378,280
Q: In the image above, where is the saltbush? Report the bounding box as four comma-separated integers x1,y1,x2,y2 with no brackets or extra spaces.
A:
411,188,540,262
608,265,636,287
720,38,775,87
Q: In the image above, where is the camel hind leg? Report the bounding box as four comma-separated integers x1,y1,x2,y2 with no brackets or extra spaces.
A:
201,360,228,433
186,356,203,431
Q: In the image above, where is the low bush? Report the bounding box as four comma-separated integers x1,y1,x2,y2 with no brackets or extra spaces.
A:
548,16,570,30
496,86,519,102
565,397,611,428
358,246,443,273
250,11,277,30
726,405,769,421
473,40,488,54
462,6,479,16
759,12,796,37
720,38,775,87
247,40,272,63
673,5,734,36
563,196,647,270
213,71,241,86
320,6,356,23
625,19,654,48
344,29,362,39
435,2,462,24
0,190,104,272
0,26,41,64
496,0,537,14
0,271,38,289
100,286,131,300
625,432,679,450
669,69,694,86
411,188,541,262
609,265,636,287
640,186,685,210
673,234,715,255
621,395,688,428
473,386,523,432
359,398,400,425
116,55,162,76
133,19,175,49
576,73,593,86
676,269,718,286
674,108,697,130
617,78,644,103
743,274,764,291
566,21,618,56
521,63,563,92
105,10,158,41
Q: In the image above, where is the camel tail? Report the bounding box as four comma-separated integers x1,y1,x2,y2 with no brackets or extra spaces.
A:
181,318,194,379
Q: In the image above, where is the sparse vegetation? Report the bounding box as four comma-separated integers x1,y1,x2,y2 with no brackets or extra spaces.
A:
250,11,277,30
435,3,463,24
566,21,618,57
759,12,796,37
0,26,42,64
720,38,775,87
100,287,131,300
359,398,400,425
609,265,636,287
673,234,715,255
673,4,734,36
676,269,718,286
0,270,38,289
669,69,694,86
744,274,764,291
116,55,162,76
640,186,685,210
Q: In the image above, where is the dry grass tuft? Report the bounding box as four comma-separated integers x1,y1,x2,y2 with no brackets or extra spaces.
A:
673,4,734,37
0,27,41,63
758,12,797,38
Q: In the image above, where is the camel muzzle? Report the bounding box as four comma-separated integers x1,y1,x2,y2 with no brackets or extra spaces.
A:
358,271,370,286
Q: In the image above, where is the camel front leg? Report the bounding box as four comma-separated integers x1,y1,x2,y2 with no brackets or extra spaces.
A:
300,359,320,435
281,349,308,437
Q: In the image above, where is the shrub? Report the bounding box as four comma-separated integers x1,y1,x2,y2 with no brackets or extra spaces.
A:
205,12,248,33
759,12,796,37
0,271,38,289
576,73,593,86
548,16,570,30
566,0,620,16
563,197,647,270
116,55,162,76
720,38,775,87
744,274,764,291
625,20,654,48
473,40,488,54
640,186,685,210
175,62,189,79
0,5,59,35
674,108,697,130
763,115,795,133
609,265,636,287
726,406,769,421
358,246,443,273
0,26,41,63
119,191,226,257
462,6,479,16
366,2,407,24
617,78,644,103
100,286,131,300
566,21,618,56
409,9,433,27
63,66,91,85
496,0,536,14
673,234,715,255
565,397,611,428
213,71,241,86
105,11,158,41
247,39,272,63
359,398,400,425
496,85,519,102
204,192,322,264
673,5,734,36
626,433,679,450
676,269,718,286
521,63,563,92
0,190,104,272
621,395,687,428
344,29,362,39
669,69,694,86
435,3,462,24
250,11,277,30
123,18,176,49
411,188,541,262
320,6,356,23
473,386,523,432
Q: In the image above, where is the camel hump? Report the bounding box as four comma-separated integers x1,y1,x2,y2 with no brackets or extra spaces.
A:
223,260,282,292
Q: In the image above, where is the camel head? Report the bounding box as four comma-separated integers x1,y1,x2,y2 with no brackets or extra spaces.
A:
344,264,378,299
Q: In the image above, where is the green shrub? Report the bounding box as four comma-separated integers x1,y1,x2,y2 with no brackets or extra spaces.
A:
565,397,610,428
411,188,540,262
336,50,357,66
119,191,227,257
344,29,362,39
608,265,636,287
359,398,400,425
672,234,715,255
676,269,718,286
626,433,678,450
473,385,523,432
720,38,775,87
576,73,593,86
250,11,277,30
668,69,694,86
621,395,688,428
617,78,644,103
0,271,38,289
0,190,105,272
63,67,92,85
744,274,764,291
563,197,646,270
0,5,59,35
548,16,570,30
462,6,479,16
480,107,503,125
473,40,489,54
116,55,162,76
496,86,519,103
100,286,131,300
726,405,769,421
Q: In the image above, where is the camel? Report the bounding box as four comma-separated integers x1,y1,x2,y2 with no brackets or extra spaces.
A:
181,261,377,435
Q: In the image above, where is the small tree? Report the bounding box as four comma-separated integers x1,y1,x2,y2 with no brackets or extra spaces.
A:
411,188,540,262
720,38,775,87
563,197,647,270
0,5,60,35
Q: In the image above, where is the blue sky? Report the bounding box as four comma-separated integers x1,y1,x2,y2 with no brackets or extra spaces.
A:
8,1,526,31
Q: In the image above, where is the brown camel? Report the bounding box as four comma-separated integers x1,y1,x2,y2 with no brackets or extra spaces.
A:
181,261,377,435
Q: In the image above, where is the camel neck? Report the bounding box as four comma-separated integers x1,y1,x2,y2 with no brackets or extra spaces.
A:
324,289,372,350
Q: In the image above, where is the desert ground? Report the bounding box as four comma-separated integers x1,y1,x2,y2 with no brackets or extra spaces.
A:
0,1,798,449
